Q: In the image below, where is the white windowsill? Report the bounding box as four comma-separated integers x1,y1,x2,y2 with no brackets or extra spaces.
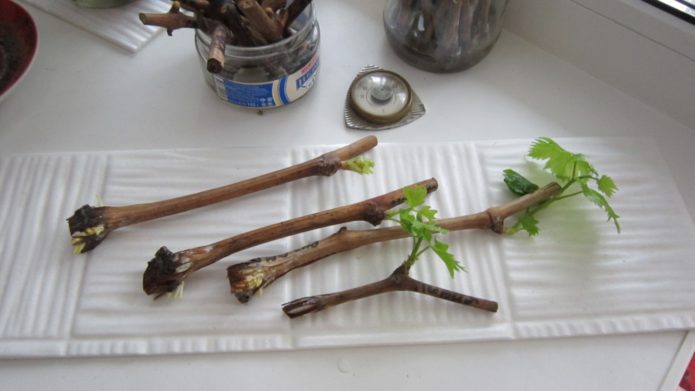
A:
506,0,695,130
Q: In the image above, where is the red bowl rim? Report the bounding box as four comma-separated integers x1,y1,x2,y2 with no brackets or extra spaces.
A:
0,0,39,101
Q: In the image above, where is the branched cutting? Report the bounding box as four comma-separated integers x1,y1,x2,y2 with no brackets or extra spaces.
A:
281,186,498,318
228,183,561,303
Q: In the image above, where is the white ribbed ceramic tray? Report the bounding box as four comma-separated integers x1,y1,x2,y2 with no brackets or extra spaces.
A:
1,138,694,357
20,0,168,52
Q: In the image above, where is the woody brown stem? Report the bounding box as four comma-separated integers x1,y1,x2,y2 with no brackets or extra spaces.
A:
485,182,562,233
434,0,462,56
284,0,311,30
140,0,314,45
282,264,498,318
139,12,199,35
179,0,210,12
228,183,561,302
143,178,439,298
207,23,229,73
219,3,257,46
237,0,283,42
68,136,378,254
261,0,286,11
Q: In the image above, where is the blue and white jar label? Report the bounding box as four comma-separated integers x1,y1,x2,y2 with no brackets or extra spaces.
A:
214,53,319,108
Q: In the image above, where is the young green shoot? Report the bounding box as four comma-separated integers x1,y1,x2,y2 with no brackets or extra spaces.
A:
384,186,463,277
504,137,620,236
342,156,375,175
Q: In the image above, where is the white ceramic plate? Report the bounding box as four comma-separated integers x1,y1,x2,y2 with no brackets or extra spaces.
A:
1,138,694,357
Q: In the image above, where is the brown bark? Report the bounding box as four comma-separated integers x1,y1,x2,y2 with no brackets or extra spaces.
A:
138,12,198,35
228,183,561,302
207,23,229,73
219,3,257,46
178,0,210,12
261,0,286,12
237,0,283,42
139,0,314,45
282,264,498,318
68,136,378,253
143,177,438,298
284,0,312,30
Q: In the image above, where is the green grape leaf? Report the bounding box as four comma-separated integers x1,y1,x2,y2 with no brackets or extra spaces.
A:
517,213,540,236
388,185,464,276
398,209,415,233
597,175,617,198
409,219,430,240
529,137,572,179
344,157,375,174
504,138,620,236
503,169,540,195
418,205,438,221
528,137,565,161
529,137,596,181
573,158,598,180
581,184,621,233
403,186,427,209
431,240,464,278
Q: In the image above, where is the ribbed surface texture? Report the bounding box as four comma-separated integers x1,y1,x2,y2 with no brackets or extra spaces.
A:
19,0,168,52
0,138,693,357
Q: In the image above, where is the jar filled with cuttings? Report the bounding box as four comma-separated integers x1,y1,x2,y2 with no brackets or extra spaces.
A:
195,1,320,109
383,0,508,72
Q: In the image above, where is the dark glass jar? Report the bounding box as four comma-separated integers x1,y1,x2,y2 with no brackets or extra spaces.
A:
383,0,508,72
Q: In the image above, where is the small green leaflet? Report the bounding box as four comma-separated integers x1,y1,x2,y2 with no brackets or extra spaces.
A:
517,213,540,236
503,169,539,195
418,205,438,221
344,156,375,174
581,184,621,233
597,175,617,197
395,190,447,241
431,240,464,277
403,186,428,208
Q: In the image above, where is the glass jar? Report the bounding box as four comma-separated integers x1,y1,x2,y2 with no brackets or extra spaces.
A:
383,0,508,72
195,4,320,109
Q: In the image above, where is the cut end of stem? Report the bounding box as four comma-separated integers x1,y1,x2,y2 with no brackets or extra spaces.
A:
282,296,324,318
206,58,223,73
67,205,112,254
227,259,276,303
143,246,191,299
